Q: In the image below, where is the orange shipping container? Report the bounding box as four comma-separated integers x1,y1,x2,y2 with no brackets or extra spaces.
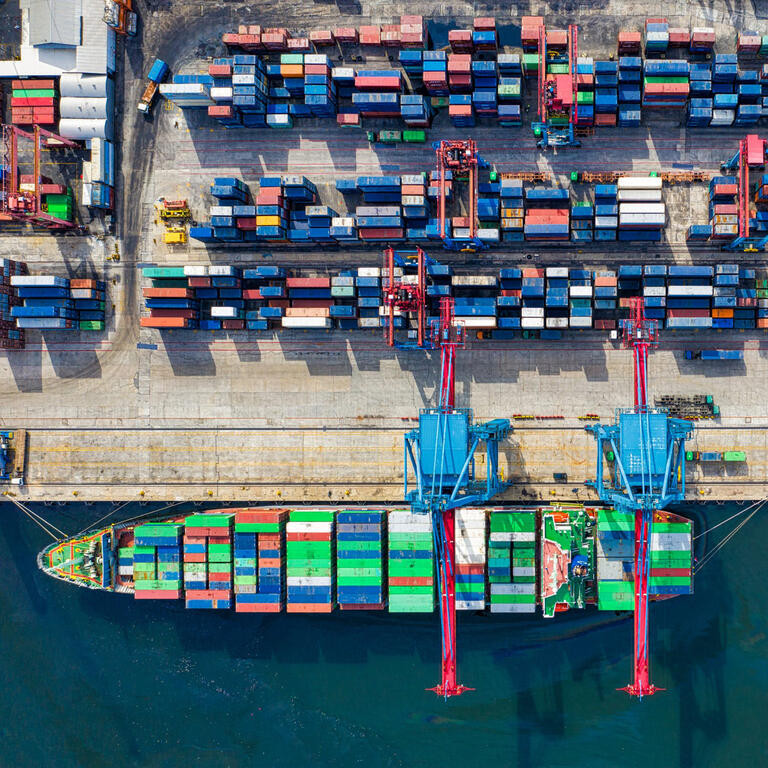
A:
70,278,98,289
712,309,734,318
285,307,330,317
143,287,193,299
280,64,303,77
140,316,188,328
287,604,332,613
594,276,618,287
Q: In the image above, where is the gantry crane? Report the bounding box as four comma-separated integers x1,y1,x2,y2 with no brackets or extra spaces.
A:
532,23,581,149
1,124,79,229
722,133,768,252
585,297,693,698
403,295,511,697
433,139,487,251
382,247,432,349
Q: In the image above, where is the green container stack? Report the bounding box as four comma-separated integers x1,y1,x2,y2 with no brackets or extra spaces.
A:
183,512,234,609
388,510,434,613
596,509,635,611
489,511,536,613
132,522,183,599
45,190,74,222
523,53,539,77
649,518,693,597
117,544,134,581
286,509,335,613
454,508,486,610
336,510,385,609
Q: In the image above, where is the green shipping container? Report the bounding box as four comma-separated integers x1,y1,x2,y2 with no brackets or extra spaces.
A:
403,129,426,143
143,267,187,279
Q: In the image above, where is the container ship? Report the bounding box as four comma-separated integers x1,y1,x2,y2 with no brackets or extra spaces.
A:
38,505,693,616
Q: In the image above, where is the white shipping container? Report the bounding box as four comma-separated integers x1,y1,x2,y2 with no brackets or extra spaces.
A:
546,317,569,328
399,274,419,285
456,600,486,610
281,317,333,329
569,285,593,297
489,531,535,542
11,276,65,287
617,176,663,190
118,566,134,576
492,583,535,595
667,285,713,296
617,189,663,202
285,521,332,533
521,307,545,317
210,87,234,101
650,532,691,551
209,206,234,217
401,174,426,185
286,577,333,587
619,203,666,215
332,67,355,79
305,54,330,65
183,265,209,277
643,286,666,296
451,275,497,287
357,267,381,277
379,306,403,316
401,195,425,206
453,317,496,328
597,557,629,581
520,317,544,329
512,566,536,578
210,306,238,318
81,181,92,206
357,317,379,328
477,229,500,242
569,316,592,328
453,227,471,239
331,217,355,227
546,267,569,278
619,213,665,226
208,265,237,276
710,109,735,125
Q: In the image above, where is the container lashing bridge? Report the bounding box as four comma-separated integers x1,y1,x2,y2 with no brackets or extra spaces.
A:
402,296,511,698
433,139,488,251
532,23,581,149
585,297,693,698
1,124,79,229
722,133,768,252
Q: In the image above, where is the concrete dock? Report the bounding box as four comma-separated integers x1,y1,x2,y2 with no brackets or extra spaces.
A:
2,0,768,502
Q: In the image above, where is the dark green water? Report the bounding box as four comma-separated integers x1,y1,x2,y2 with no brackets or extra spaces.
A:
1,502,765,768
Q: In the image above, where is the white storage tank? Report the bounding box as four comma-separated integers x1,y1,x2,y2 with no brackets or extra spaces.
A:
60,74,110,98
59,98,109,119
58,118,113,140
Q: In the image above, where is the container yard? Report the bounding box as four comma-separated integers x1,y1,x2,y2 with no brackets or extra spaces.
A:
1,0,768,759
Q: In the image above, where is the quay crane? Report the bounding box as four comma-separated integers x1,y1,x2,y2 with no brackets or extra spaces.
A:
722,133,768,252
400,294,511,697
585,297,693,697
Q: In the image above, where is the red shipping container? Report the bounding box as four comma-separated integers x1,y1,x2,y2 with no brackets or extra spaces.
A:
712,184,738,197
359,25,381,45
286,532,331,541
268,299,290,308
337,113,359,126
287,38,310,51
401,14,423,25
247,25,261,36
70,279,98,289
309,30,333,44
183,552,206,562
354,76,401,90
339,603,386,611
333,27,358,43
208,105,234,117
208,64,232,76
143,287,193,298
242,289,262,300
595,113,617,126
713,204,738,215
235,509,285,523
236,603,282,613
184,535,207,544
13,79,55,89
11,97,55,106
40,183,66,195
668,28,690,45
389,577,433,586
188,277,211,288
500,289,522,297
286,277,330,288
135,590,181,600
455,563,484,574
150,309,198,319
547,29,568,46
184,527,228,537
286,604,332,613
666,309,709,318
236,218,258,230
358,228,404,239
222,319,244,330
258,558,282,569
449,105,473,116
304,64,330,75
594,319,616,330
256,189,283,203
140,317,191,328
747,134,764,166
594,276,618,286
448,74,472,88
452,216,469,228
522,268,545,277
447,54,472,72
650,567,691,578
474,17,496,30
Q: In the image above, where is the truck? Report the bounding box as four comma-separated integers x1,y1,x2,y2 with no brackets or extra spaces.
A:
684,349,744,361
138,59,169,114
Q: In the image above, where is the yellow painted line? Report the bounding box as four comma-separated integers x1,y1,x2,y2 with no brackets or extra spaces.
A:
32,445,402,453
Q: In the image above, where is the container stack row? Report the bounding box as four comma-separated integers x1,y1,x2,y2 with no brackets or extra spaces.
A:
644,19,715,56
234,508,286,612
9,78,57,126
81,138,116,211
0,259,26,349
455,509,486,610
488,510,537,613
132,523,183,600
388,510,434,613
648,518,693,596
595,510,635,610
10,275,106,331
617,175,664,242
183,513,234,609
336,510,385,609
286,509,335,613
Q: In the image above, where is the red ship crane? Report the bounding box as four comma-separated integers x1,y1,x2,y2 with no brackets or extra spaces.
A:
435,139,480,248
1,124,79,229
428,296,465,697
622,296,659,698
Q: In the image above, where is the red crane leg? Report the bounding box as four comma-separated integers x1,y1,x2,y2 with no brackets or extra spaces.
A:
429,509,471,698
